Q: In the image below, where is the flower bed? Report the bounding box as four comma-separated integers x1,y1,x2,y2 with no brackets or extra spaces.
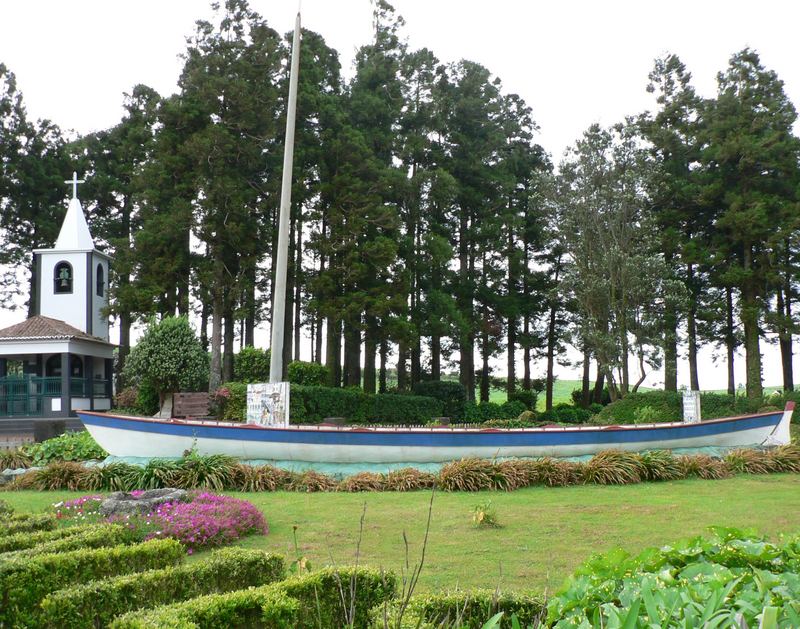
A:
54,491,268,553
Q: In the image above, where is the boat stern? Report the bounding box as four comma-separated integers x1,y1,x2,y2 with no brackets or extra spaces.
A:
769,402,795,446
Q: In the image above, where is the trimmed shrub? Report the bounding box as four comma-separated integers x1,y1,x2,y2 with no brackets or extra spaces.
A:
112,566,396,629
581,450,644,485
3,523,135,560
412,381,467,419
287,360,330,386
539,404,593,424
0,524,95,553
135,380,160,416
370,393,443,425
234,346,271,383
0,513,55,537
594,390,683,424
384,468,436,491
39,548,285,629
0,499,12,518
508,388,539,411
375,590,546,629
0,538,184,627
219,381,248,421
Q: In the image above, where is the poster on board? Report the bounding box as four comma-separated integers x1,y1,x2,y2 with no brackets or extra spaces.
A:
246,382,290,427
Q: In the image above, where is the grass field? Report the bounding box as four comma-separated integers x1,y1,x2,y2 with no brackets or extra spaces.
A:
5,475,800,594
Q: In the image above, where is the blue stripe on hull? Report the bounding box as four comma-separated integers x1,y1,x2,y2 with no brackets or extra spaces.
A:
77,412,782,448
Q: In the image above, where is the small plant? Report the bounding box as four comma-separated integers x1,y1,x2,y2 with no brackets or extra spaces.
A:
288,524,312,575
638,449,684,481
472,501,500,528
0,499,13,518
581,450,643,485
0,447,32,470
23,431,107,465
724,448,773,474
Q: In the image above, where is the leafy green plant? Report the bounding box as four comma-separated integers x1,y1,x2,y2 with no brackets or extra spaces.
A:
122,316,209,411
287,360,330,386
233,346,271,383
472,501,500,528
413,381,468,418
23,430,107,465
633,404,660,423
0,499,12,518
547,527,800,628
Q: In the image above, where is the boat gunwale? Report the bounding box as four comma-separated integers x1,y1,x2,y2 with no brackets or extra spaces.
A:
76,407,788,435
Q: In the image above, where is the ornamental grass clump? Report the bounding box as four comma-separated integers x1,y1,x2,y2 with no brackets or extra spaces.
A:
384,467,436,491
27,461,87,490
78,462,142,491
766,444,800,473
149,492,268,552
0,447,32,470
526,457,581,487
581,450,644,485
678,454,732,479
638,449,684,481
231,463,289,491
171,453,238,490
724,448,773,474
438,458,497,491
287,470,338,492
494,459,533,490
337,471,386,492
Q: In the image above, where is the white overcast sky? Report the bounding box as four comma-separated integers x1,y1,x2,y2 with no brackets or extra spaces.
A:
1,0,799,390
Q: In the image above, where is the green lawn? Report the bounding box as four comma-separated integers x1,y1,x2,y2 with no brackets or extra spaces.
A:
5,475,800,593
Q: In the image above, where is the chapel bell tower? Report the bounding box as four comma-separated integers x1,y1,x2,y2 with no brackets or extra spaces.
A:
32,172,111,341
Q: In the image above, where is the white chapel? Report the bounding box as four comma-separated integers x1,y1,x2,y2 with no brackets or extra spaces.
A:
0,173,114,418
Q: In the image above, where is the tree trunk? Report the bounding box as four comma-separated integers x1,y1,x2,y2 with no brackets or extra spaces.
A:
431,335,441,381
222,307,235,383
343,319,361,388
379,339,388,393
325,316,341,387
545,302,558,411
363,317,377,394
244,263,256,347
118,311,131,390
209,280,223,392
523,315,531,390
293,215,302,362
777,282,794,392
593,366,605,404
741,247,763,399
581,347,591,408
458,205,475,402
686,262,700,390
507,318,516,398
397,341,408,391
663,296,678,392
480,328,490,403
725,286,736,395
200,299,210,353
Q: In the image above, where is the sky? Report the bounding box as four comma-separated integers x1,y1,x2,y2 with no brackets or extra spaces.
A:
1,0,799,390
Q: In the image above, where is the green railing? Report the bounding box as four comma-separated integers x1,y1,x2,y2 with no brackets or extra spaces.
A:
0,376,111,417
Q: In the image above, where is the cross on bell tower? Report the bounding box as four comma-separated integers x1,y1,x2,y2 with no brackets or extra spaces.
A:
64,172,85,200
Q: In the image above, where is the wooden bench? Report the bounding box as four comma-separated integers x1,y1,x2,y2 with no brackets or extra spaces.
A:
172,392,213,419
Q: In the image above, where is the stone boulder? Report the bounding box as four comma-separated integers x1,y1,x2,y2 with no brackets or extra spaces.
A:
100,488,189,517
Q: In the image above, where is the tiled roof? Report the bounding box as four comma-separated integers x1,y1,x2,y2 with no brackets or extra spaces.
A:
0,316,110,344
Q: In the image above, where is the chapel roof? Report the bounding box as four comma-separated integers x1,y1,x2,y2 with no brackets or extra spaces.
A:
0,316,111,345
54,196,95,251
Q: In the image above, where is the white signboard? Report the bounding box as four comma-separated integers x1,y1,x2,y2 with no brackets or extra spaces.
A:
682,390,701,424
247,382,290,427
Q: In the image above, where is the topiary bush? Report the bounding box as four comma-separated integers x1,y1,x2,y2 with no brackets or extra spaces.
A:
234,346,271,383
412,381,467,419
287,360,330,386
123,316,209,412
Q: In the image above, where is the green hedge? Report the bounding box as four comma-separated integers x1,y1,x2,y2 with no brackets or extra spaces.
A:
412,381,467,419
112,566,397,629
2,523,134,559
0,538,184,628
372,590,546,629
0,524,89,554
0,513,55,538
221,382,443,425
462,400,527,422
594,391,771,425
40,548,285,629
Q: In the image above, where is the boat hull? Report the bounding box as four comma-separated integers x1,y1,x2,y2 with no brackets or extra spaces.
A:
77,405,793,463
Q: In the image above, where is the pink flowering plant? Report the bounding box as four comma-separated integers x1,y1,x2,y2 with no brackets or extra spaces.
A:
51,491,267,553
147,492,268,552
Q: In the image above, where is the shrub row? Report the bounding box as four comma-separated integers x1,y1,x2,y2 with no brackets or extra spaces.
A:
0,538,184,627
594,389,800,425
0,513,56,537
39,548,285,629
2,523,135,560
221,382,444,425
111,566,396,629
6,445,800,494
0,523,93,554
372,590,546,629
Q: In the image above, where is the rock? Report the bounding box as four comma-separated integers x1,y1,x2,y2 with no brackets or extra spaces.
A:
0,467,39,487
100,488,189,516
